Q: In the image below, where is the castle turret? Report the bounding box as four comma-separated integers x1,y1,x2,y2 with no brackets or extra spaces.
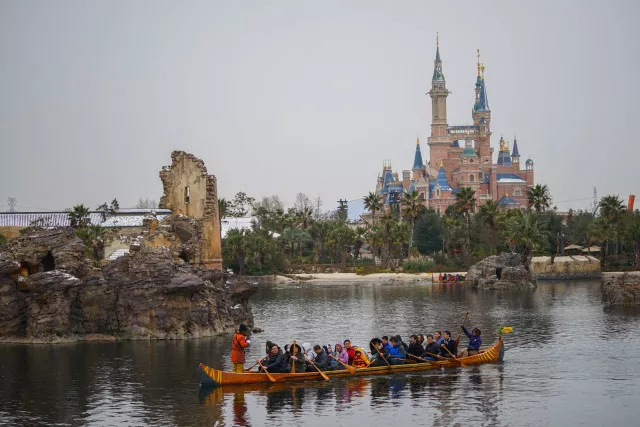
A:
428,33,451,171
496,136,512,167
412,135,425,180
511,136,521,167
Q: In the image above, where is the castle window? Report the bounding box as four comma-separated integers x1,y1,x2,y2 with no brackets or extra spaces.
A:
436,189,440,197
185,186,190,204
514,187,522,197
479,172,483,179
470,175,475,182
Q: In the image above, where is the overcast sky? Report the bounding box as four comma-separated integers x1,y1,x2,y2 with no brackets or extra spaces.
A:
1,0,638,213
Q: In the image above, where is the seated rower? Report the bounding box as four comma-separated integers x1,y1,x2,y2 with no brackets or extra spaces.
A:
421,334,440,360
458,326,482,358
407,334,424,359
388,336,406,365
332,342,349,370
439,331,458,358
308,345,330,370
262,343,287,373
352,349,368,367
289,342,306,373
369,338,390,366
381,336,393,353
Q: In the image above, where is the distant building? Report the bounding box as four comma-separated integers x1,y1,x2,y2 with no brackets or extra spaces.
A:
375,38,535,214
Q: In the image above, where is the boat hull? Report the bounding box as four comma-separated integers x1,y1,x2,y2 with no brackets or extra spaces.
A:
199,338,503,387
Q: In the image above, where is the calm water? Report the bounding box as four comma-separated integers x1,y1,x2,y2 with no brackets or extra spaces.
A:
1,280,639,426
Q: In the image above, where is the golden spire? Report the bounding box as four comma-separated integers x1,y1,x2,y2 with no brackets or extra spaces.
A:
440,159,443,167
481,62,485,80
477,49,481,77
416,133,420,145
436,32,439,47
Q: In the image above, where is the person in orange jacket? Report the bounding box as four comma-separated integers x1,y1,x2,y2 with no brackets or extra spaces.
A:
231,324,250,373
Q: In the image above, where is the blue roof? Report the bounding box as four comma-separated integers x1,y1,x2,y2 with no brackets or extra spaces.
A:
496,173,525,181
497,150,511,166
432,46,445,81
497,195,519,206
412,143,424,169
512,138,520,157
428,165,452,199
475,78,489,111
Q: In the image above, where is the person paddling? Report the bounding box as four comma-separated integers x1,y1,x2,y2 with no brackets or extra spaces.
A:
231,324,250,373
458,326,482,358
439,331,458,358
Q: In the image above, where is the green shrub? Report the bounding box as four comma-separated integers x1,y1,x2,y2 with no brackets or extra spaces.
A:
402,258,436,273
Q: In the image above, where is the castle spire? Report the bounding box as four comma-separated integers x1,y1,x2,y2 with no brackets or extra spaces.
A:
477,49,481,77
432,33,445,81
412,135,424,170
477,62,489,111
512,136,520,157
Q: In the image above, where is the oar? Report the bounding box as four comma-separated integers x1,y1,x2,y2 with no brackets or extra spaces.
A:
456,312,470,346
371,341,391,367
256,358,277,382
329,354,357,374
423,350,460,365
291,340,297,374
246,355,268,372
441,344,466,367
405,352,440,365
304,354,330,381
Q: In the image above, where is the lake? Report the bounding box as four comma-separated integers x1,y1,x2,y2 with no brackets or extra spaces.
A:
1,280,639,426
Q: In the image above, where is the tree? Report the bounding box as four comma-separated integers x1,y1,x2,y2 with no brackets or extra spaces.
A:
296,206,314,230
110,199,120,212
75,225,107,260
476,200,500,254
223,229,248,274
623,210,640,268
327,224,355,265
527,184,552,213
379,212,396,269
309,220,331,262
454,187,476,256
218,198,230,222
504,212,547,271
68,204,91,229
401,190,425,249
228,192,255,218
414,209,443,254
597,195,626,261
363,192,383,228
294,192,312,212
136,198,157,209
353,226,367,260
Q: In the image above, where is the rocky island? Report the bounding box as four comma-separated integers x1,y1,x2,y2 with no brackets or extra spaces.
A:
0,151,256,343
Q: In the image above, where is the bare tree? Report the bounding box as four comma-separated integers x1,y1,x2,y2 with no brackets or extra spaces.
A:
294,192,311,211
136,198,158,209
313,197,323,220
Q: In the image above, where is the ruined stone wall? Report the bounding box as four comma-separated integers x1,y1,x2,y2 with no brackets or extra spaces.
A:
159,151,221,269
530,256,601,280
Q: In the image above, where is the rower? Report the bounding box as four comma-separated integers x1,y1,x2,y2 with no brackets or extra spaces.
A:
439,331,458,358
352,349,368,367
388,336,406,365
458,326,482,358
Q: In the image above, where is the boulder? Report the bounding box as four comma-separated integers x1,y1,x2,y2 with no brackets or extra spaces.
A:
466,253,536,290
602,273,640,307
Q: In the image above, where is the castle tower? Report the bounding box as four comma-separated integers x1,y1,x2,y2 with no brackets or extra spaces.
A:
511,136,521,168
472,56,492,165
428,34,451,171
412,135,425,180
496,137,512,167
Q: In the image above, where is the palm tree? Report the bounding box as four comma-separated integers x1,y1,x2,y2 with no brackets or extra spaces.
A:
353,226,367,260
504,212,547,271
598,195,626,260
296,206,314,230
363,192,383,228
623,211,640,268
68,204,91,229
328,225,355,266
454,187,476,255
224,229,247,274
477,200,500,254
379,212,396,269
527,184,552,213
401,190,425,249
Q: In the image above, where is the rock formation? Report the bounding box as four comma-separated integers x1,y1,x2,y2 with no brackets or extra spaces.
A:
0,227,256,343
601,273,640,307
465,252,536,290
530,255,601,280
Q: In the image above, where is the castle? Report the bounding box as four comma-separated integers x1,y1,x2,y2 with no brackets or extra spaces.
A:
375,38,535,214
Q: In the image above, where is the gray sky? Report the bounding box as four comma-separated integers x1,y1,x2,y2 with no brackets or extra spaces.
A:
1,0,638,212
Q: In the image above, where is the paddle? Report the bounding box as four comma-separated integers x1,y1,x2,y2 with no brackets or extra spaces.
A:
405,352,440,365
329,354,357,374
441,344,466,367
371,341,391,367
246,356,268,372
456,312,470,346
304,354,330,381
291,340,297,374
256,358,277,382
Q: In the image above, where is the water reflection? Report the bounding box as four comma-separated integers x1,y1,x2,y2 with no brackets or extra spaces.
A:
1,280,640,426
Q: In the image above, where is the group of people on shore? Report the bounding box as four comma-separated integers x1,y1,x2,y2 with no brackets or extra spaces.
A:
230,323,482,373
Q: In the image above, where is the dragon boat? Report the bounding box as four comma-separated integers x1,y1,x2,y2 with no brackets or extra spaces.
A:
198,337,503,387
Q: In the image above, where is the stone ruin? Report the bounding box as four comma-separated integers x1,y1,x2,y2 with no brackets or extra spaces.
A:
0,151,255,342
465,252,536,290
